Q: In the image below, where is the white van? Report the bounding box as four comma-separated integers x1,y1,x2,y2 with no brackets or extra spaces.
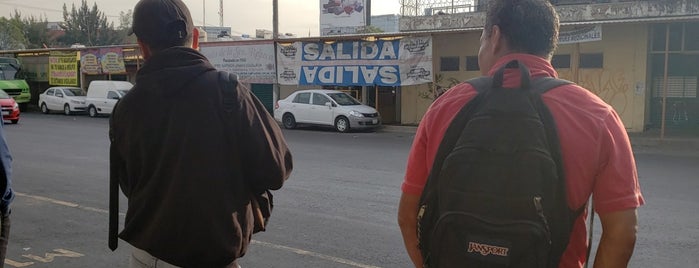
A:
85,80,133,117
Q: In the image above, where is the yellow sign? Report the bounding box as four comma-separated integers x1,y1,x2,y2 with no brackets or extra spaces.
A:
100,48,126,74
49,51,78,86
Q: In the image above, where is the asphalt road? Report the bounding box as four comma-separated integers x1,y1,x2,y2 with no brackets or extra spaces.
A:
2,112,698,268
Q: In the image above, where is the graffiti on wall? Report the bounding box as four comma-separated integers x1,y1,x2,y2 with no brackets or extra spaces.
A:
559,69,632,117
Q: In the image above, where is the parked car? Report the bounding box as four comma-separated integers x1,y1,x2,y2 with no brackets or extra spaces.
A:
38,87,87,115
274,89,381,132
85,80,132,117
0,89,20,124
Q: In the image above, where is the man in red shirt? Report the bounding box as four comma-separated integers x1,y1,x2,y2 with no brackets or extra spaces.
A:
397,0,644,267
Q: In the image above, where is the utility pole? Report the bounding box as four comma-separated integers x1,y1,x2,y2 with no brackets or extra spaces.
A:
273,0,279,39
203,0,206,31
219,0,223,27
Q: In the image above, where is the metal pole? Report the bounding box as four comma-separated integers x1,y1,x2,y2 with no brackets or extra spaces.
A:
219,0,223,27
660,24,670,140
203,0,206,32
366,0,371,27
273,0,279,39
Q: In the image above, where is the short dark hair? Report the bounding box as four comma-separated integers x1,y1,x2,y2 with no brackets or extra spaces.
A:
131,0,194,51
484,0,560,58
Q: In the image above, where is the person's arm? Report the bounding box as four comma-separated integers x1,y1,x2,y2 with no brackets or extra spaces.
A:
398,192,423,268
593,209,638,268
238,86,293,192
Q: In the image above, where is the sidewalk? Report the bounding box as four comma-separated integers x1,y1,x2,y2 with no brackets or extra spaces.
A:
379,124,699,154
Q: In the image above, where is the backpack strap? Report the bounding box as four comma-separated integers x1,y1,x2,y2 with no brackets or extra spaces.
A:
420,77,491,203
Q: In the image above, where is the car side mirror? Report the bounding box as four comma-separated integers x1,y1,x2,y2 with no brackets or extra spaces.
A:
56,94,63,98
325,102,333,108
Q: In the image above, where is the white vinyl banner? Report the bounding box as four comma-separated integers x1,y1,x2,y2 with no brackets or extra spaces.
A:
201,43,277,84
320,0,367,36
559,25,602,45
277,36,433,86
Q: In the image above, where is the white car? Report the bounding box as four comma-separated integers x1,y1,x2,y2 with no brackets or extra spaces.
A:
39,87,87,115
274,89,381,132
85,80,132,117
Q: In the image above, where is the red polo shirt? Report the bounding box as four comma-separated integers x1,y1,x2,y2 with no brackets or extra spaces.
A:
402,54,644,267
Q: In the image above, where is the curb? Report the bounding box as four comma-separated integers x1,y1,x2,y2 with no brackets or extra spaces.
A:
380,125,699,153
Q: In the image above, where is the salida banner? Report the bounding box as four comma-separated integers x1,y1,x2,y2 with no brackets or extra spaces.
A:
277,36,433,86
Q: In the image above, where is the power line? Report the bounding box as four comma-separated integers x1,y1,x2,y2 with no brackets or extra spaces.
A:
0,1,120,18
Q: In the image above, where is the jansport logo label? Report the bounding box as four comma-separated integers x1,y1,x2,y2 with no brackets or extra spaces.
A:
467,242,509,257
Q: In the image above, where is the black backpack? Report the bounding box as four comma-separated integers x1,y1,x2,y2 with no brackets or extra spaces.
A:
417,60,585,268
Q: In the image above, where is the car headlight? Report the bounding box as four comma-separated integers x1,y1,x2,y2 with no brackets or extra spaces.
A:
12,103,18,110
349,110,364,117
70,100,80,104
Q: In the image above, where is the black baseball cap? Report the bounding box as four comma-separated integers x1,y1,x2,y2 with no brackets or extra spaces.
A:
130,0,194,47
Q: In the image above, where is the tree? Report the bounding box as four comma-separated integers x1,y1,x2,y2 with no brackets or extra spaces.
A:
60,0,120,46
117,10,136,44
0,17,26,50
11,11,51,49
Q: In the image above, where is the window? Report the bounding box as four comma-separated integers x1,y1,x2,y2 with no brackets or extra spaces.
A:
107,91,120,100
55,90,64,97
652,23,685,52
312,93,331,106
684,23,699,51
293,92,311,104
579,53,603,69
551,55,571,69
465,56,479,71
440,56,460,71
46,89,54,96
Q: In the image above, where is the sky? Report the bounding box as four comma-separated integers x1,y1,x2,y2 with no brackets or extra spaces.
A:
0,0,402,37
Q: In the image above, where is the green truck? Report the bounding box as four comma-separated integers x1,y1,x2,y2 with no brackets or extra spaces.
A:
0,57,31,111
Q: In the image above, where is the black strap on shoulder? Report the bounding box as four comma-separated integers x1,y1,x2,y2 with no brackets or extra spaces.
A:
420,77,491,202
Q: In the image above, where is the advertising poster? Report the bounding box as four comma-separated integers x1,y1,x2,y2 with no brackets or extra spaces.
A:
277,36,433,86
80,49,101,75
201,43,277,84
100,48,126,74
320,0,366,36
49,51,78,86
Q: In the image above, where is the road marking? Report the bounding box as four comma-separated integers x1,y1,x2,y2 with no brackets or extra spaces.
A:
14,192,382,268
22,249,84,263
251,240,381,268
15,192,125,216
4,259,34,267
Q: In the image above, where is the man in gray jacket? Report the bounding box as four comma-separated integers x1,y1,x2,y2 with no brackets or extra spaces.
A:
109,0,293,267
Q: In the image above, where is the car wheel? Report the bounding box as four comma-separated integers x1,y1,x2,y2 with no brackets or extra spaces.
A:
88,106,98,117
335,116,350,133
10,119,18,124
40,103,49,114
282,113,296,129
64,104,71,115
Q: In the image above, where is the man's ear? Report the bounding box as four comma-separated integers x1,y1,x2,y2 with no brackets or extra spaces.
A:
192,28,200,50
490,25,504,55
137,39,152,60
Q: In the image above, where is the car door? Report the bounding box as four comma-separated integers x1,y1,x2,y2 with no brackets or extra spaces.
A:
52,89,65,110
42,88,55,109
290,92,312,123
103,90,121,114
310,93,334,125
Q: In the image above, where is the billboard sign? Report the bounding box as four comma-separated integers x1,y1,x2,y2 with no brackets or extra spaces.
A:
320,0,366,36
201,43,277,84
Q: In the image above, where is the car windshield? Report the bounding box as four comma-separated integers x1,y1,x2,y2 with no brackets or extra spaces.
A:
63,88,86,96
326,93,361,106
0,90,9,99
